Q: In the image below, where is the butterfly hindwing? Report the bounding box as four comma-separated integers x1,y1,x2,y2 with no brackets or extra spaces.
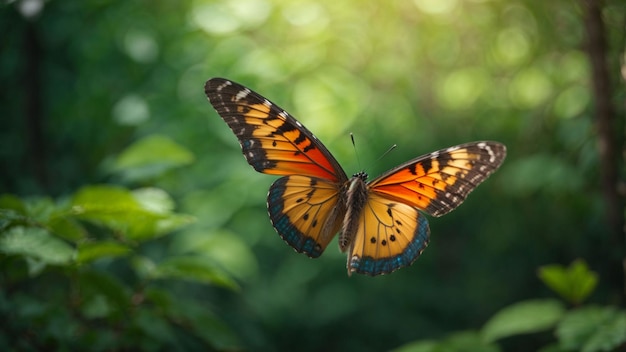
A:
268,175,345,257
369,141,506,217
205,78,347,182
348,193,430,276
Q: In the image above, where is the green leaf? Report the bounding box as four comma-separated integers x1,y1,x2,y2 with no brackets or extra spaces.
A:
482,299,565,342
47,216,87,242
538,259,598,304
556,306,626,352
169,230,258,280
442,331,501,352
76,241,131,263
78,270,131,317
168,300,241,350
111,134,194,182
0,208,29,231
154,256,239,290
391,332,501,352
0,226,75,266
131,187,174,214
72,185,194,241
390,340,438,352
133,308,177,347
0,194,27,214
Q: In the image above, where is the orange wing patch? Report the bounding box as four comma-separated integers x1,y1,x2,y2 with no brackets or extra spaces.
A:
267,175,345,258
205,78,347,182
348,193,430,276
370,142,506,217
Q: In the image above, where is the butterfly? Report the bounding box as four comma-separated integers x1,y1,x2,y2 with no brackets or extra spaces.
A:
205,78,506,276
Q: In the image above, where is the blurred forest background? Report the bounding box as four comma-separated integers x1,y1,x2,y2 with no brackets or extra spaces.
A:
1,0,625,351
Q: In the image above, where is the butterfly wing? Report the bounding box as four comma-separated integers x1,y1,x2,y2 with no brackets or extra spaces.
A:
205,78,348,257
268,175,345,257
205,78,347,182
369,141,507,217
347,141,505,276
348,192,430,276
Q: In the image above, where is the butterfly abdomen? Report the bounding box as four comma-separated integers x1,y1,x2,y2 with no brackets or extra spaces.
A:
339,173,369,252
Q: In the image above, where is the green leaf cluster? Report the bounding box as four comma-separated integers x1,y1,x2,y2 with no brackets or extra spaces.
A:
0,136,241,351
393,260,626,352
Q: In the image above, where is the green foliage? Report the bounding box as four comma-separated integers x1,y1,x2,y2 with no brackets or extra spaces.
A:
556,306,626,352
482,299,565,342
110,135,195,183
538,259,599,305
0,160,242,350
2,0,625,351
394,260,626,352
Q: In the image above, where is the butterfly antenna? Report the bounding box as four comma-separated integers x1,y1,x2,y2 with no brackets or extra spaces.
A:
376,143,397,163
350,132,363,170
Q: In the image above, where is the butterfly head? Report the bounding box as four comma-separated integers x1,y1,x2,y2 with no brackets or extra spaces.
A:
352,171,368,182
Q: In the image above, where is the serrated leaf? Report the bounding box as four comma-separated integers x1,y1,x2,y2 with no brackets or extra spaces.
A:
538,260,598,304
0,226,75,266
482,299,565,342
77,241,131,263
154,256,239,290
111,135,194,182
557,306,626,352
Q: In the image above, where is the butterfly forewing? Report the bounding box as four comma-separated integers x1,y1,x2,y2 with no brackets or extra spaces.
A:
205,78,348,182
369,142,507,217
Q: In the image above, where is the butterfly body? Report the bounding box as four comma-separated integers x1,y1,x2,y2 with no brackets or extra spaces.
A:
205,78,506,276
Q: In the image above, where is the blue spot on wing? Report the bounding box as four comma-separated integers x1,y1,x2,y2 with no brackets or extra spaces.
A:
350,212,430,276
267,177,324,258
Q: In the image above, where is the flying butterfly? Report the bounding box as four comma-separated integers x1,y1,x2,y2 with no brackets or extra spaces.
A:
205,78,506,276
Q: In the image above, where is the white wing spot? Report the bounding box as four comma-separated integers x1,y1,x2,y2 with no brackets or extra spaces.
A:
235,88,251,102
263,99,272,107
281,111,290,119
446,145,461,152
216,81,232,91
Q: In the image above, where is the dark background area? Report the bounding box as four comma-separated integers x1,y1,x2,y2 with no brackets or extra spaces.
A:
1,0,624,351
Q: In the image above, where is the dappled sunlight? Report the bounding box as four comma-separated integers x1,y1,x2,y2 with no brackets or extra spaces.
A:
3,0,623,351
123,29,159,63
292,69,371,141
413,0,460,18
491,27,531,67
191,0,271,35
436,67,489,111
508,67,553,109
112,94,150,126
